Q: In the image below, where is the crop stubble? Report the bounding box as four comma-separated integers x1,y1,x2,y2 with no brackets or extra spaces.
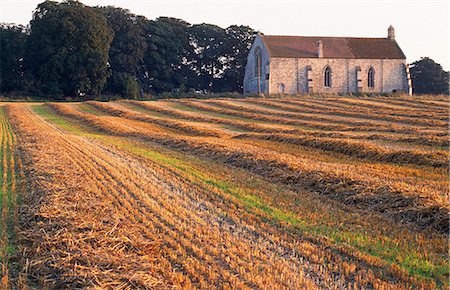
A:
3,95,449,289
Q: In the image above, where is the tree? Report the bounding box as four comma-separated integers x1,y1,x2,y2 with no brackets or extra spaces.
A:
188,23,229,92
98,6,147,98
107,72,139,99
141,17,193,94
0,24,28,93
18,0,258,98
141,20,257,94
220,25,257,92
186,24,257,93
410,57,449,95
25,0,112,98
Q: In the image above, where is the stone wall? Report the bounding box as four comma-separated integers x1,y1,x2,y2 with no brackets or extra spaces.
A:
267,57,409,94
380,60,410,93
269,58,297,94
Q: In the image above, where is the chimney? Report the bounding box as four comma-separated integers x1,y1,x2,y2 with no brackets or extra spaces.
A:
318,40,323,58
388,25,395,40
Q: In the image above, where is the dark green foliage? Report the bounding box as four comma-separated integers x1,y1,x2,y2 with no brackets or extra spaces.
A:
188,23,229,92
141,17,193,94
98,6,147,98
187,24,256,93
0,24,28,93
221,25,257,92
410,57,449,95
107,72,139,99
25,0,112,98
4,0,257,99
141,20,256,94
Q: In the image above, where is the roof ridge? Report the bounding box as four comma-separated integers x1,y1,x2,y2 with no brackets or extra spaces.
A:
261,35,389,40
259,34,406,59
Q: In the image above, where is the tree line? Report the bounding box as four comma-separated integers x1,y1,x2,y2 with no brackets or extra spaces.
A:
0,0,256,99
1,0,448,99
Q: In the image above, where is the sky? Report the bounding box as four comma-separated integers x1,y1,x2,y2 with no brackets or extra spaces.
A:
1,0,449,70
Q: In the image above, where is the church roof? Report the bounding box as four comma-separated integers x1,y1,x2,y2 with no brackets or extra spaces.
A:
260,35,406,59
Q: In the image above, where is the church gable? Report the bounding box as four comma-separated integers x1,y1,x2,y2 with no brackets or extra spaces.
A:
243,35,271,94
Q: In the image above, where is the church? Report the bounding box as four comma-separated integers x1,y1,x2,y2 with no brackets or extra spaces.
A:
243,26,412,95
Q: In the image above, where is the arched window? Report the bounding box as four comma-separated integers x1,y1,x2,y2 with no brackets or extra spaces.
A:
324,66,332,87
254,47,262,77
368,67,375,88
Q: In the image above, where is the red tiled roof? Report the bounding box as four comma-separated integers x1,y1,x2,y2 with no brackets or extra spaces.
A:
260,35,406,59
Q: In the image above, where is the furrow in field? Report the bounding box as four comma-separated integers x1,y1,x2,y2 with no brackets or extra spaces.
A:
368,97,449,112
340,97,436,111
86,101,220,137
9,105,236,287
287,97,447,119
35,104,445,289
28,107,243,287
328,98,448,117
179,99,439,135
67,105,404,288
303,98,449,124
53,139,269,288
128,101,449,148
47,103,448,233
233,133,448,168
33,107,351,289
9,105,189,287
122,100,300,134
227,98,449,138
138,101,449,147
411,98,449,107
238,136,447,203
245,98,447,128
56,101,450,199
203,99,445,136
59,137,317,289
205,99,382,129
10,105,345,289
177,100,353,131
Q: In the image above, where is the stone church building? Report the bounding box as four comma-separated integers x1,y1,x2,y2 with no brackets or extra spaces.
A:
243,26,412,95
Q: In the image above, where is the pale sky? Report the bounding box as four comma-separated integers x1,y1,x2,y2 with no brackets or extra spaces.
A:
1,0,449,70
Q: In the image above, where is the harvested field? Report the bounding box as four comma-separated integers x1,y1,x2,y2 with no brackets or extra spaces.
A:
1,95,449,289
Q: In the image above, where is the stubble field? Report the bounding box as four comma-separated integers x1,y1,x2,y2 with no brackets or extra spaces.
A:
0,95,448,289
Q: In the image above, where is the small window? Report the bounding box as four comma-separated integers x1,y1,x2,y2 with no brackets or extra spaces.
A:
265,74,269,80
278,83,285,93
306,65,313,81
356,66,362,82
324,66,332,87
368,67,375,88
